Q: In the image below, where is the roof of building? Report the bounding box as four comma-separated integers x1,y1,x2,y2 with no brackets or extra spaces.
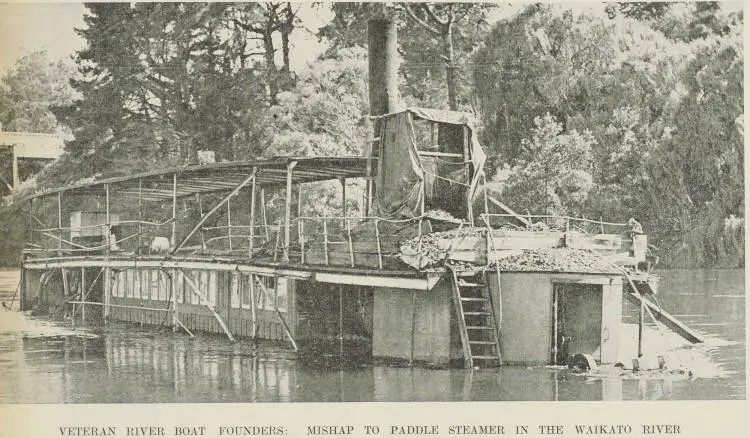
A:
22,156,376,202
0,131,65,159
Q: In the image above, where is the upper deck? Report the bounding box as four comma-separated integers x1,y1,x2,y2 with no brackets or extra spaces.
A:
20,109,652,284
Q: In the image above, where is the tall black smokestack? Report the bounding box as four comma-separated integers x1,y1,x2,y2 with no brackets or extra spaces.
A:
368,19,400,120
366,19,400,215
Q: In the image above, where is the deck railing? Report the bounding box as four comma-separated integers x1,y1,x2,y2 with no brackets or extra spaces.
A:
480,213,628,235
25,212,638,270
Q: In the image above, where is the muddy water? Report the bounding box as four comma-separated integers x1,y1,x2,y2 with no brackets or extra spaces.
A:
0,269,744,402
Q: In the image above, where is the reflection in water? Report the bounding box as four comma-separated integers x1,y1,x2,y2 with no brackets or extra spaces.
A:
0,269,745,402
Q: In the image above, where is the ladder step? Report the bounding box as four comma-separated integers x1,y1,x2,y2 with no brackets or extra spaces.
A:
464,312,490,316
460,297,487,302
457,281,485,288
472,355,499,360
456,270,482,277
466,326,493,330
470,341,496,345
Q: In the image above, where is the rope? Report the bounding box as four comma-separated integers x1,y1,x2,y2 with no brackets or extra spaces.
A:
421,170,471,187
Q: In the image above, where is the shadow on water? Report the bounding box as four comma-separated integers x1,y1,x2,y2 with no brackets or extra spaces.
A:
0,268,745,402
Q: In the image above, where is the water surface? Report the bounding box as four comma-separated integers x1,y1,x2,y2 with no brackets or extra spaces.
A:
0,268,744,402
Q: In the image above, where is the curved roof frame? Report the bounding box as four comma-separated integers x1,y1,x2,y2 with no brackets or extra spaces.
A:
23,156,375,203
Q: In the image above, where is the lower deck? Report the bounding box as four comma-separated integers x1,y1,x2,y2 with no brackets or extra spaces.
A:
20,253,629,367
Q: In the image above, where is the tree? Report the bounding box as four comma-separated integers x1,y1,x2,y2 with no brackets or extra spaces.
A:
0,50,75,133
50,2,303,188
500,114,595,217
318,2,495,111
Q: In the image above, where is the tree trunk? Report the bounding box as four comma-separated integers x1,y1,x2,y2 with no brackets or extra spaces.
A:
263,26,278,105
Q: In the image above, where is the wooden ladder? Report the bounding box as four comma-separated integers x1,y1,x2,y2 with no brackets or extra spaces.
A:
450,268,502,368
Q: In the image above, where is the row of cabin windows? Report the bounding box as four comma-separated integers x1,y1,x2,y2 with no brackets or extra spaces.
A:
111,269,286,311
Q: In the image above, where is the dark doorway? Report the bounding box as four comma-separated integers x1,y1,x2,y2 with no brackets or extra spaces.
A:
552,283,603,365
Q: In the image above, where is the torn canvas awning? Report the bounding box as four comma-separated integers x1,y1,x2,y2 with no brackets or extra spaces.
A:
374,108,486,220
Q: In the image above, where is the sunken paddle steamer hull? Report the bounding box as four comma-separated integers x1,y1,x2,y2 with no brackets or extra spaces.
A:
18,108,698,369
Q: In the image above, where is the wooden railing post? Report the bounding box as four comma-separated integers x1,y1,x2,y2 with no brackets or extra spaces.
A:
323,219,330,266
374,219,383,269
346,217,355,267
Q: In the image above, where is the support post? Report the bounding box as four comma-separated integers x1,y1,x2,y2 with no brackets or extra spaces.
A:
57,192,62,254
249,168,257,257
340,177,347,219
463,125,474,225
79,267,85,323
374,219,383,269
260,188,270,242
103,267,111,322
171,173,177,248
138,179,143,255
198,194,205,249
172,269,178,332
227,197,233,252
105,183,110,251
339,284,344,357
482,173,489,217
638,291,644,357
284,161,298,261
410,289,417,366
250,274,257,339
104,183,111,322
323,220,330,265
11,146,19,189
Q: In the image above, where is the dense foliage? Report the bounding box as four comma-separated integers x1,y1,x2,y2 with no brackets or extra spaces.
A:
0,2,743,268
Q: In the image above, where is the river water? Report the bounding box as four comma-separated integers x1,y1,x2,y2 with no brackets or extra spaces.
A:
0,269,744,403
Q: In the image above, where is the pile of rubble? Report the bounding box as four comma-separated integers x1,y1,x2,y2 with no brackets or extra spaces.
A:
492,248,620,274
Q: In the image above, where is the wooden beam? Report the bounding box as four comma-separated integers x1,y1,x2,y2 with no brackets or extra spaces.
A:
314,272,434,290
254,275,297,351
624,287,703,344
486,195,531,227
179,269,235,342
171,170,257,255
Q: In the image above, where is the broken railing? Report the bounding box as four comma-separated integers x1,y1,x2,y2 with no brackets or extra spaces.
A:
25,218,175,256
481,213,628,235
293,215,437,269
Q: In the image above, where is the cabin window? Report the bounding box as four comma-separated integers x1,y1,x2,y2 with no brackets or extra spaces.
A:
239,274,253,310
126,270,134,298
117,271,127,297
208,271,217,306
276,278,287,312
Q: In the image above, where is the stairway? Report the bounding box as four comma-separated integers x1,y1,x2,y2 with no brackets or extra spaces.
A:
450,269,502,368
